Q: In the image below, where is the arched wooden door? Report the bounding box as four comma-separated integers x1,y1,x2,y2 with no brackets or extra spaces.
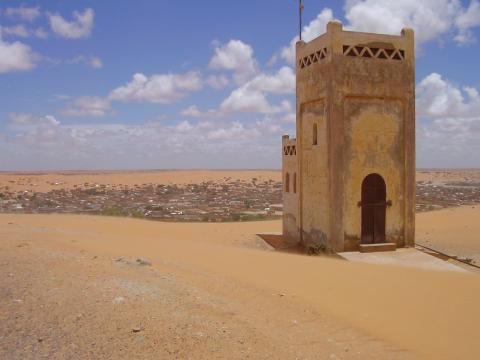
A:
360,173,386,244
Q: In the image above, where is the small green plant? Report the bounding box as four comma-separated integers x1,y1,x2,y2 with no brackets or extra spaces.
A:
101,206,144,219
101,206,129,217
307,243,327,255
130,209,145,219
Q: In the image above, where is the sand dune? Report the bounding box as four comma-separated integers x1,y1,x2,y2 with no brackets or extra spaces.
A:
1,207,479,359
417,205,480,263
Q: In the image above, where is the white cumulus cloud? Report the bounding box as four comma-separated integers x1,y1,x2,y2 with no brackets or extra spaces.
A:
175,120,193,133
8,113,60,126
454,0,480,43
62,96,112,117
65,55,103,69
416,72,480,167
185,66,294,117
1,115,292,169
219,88,274,114
0,25,30,38
209,39,258,84
206,74,229,89
34,27,48,39
219,67,295,114
4,6,41,22
180,105,204,118
109,72,203,104
0,25,49,39
345,0,480,46
417,73,480,118
244,66,295,95
0,37,36,73
48,8,94,39
220,89,291,114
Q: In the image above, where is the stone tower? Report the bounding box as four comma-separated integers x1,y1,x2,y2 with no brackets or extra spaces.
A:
282,21,415,252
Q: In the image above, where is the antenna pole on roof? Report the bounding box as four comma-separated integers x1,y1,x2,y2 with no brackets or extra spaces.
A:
299,0,304,41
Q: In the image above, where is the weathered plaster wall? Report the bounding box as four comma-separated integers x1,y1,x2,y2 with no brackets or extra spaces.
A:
343,99,405,250
299,101,330,249
294,37,331,250
282,136,299,243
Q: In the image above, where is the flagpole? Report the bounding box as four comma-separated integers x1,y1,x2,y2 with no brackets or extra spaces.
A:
299,0,303,41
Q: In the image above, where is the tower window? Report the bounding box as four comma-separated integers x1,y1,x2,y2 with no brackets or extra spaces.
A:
313,123,318,145
293,172,297,193
285,172,290,192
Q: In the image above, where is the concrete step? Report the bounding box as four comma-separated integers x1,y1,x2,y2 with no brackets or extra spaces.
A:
338,248,467,272
359,243,396,253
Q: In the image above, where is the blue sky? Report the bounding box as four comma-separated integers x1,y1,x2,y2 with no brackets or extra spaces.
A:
0,0,480,170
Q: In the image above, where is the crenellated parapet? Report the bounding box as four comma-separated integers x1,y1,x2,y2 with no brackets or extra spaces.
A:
282,135,297,157
296,20,413,71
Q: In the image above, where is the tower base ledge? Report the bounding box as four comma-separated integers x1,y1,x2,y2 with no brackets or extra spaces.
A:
359,243,397,253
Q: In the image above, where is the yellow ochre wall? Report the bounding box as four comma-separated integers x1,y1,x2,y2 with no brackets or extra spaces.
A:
299,101,330,246
343,99,406,250
282,135,299,243
282,20,415,252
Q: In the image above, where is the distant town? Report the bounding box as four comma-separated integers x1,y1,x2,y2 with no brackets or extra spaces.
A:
0,176,479,221
0,178,283,222
416,179,480,212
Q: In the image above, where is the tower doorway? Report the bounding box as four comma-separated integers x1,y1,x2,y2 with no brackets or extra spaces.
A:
361,173,386,244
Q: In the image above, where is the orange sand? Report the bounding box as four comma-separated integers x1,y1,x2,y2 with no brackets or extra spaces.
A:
417,205,480,262
1,206,480,359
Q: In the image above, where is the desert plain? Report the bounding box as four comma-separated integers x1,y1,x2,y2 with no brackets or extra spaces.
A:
1,169,480,359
